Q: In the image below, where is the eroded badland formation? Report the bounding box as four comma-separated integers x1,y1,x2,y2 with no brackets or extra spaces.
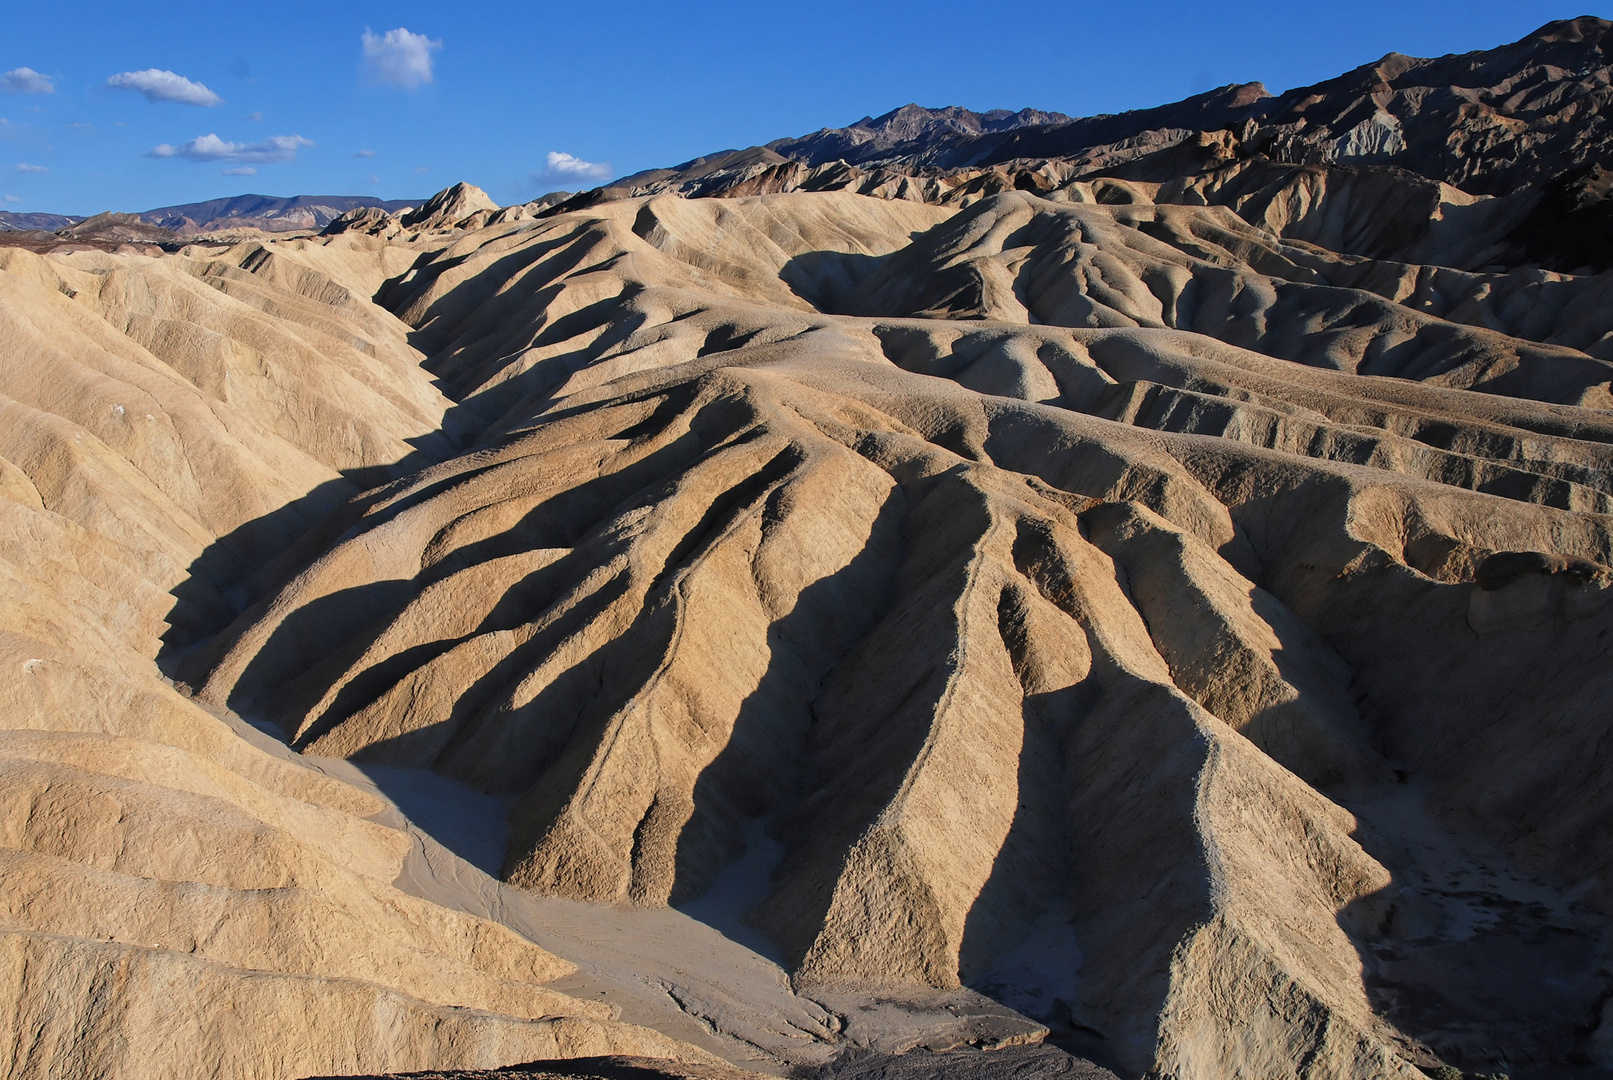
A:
6,16,1613,1080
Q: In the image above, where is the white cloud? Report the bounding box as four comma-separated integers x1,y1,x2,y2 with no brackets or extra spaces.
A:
538,150,611,183
3,195,20,203
107,69,222,107
414,165,429,173
15,163,47,173
354,149,375,158
366,173,380,184
2,68,53,95
221,166,256,175
244,111,263,122
149,133,313,164
362,28,440,88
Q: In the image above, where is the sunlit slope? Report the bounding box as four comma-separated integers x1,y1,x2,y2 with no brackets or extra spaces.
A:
0,236,726,1079
178,191,1613,1078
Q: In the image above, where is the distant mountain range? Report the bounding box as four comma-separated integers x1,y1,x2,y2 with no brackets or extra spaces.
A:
0,210,83,232
596,16,1613,273
10,14,1611,263
611,104,1071,192
617,17,1610,200
0,193,423,235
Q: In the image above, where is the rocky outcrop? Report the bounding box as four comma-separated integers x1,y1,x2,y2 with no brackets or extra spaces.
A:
400,182,502,230
55,211,183,246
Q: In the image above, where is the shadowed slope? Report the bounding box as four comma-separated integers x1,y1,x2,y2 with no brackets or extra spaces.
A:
168,190,1613,1079
0,234,731,1079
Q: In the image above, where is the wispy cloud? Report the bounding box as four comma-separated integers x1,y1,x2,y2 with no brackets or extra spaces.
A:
4,195,20,203
107,69,222,107
362,28,440,88
366,174,380,184
221,166,256,176
536,150,611,184
414,165,429,173
243,111,263,122
354,149,375,158
15,163,47,173
149,133,312,163
2,68,54,95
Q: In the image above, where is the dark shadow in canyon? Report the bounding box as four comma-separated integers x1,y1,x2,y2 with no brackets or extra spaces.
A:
667,485,905,961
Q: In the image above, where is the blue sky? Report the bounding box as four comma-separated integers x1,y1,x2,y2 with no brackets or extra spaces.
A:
1,1,1601,215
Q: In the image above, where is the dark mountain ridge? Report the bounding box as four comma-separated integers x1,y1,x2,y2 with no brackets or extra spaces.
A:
766,103,1075,166
703,16,1611,196
137,192,423,233
782,15,1612,194
600,16,1613,274
0,210,82,232
609,104,1067,192
0,192,423,235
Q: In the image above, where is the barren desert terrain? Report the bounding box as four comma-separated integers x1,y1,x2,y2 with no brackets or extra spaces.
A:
3,16,1613,1080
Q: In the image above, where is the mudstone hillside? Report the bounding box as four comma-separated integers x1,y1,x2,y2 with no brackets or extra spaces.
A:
3,17,1613,1080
